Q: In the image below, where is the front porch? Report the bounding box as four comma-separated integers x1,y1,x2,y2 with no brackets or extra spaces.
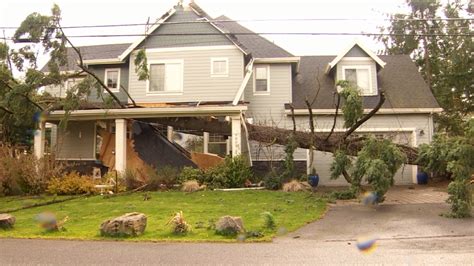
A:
34,104,248,175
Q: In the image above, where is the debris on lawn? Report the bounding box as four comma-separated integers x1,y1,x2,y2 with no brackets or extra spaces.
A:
215,215,245,236
282,180,309,192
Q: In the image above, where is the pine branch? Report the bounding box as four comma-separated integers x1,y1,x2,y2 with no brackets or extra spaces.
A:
344,91,385,139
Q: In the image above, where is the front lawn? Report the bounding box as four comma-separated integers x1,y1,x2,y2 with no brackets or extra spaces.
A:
0,190,325,242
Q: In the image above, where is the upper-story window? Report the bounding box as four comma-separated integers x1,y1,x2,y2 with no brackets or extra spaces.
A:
147,60,183,94
341,66,375,96
211,57,228,77
105,68,120,92
254,65,270,94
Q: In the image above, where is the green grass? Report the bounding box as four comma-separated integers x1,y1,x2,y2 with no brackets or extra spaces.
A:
0,195,71,212
0,190,326,242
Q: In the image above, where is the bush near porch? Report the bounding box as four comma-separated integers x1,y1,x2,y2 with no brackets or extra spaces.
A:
0,190,325,242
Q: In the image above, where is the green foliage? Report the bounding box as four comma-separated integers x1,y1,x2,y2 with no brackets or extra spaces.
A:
261,211,276,230
376,0,473,134
330,150,352,180
417,120,473,217
264,173,282,190
352,138,406,201
47,172,96,195
134,49,149,81
329,186,359,200
178,156,252,189
282,134,298,181
338,80,363,128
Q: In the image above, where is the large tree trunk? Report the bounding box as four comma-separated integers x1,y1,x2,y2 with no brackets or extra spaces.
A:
147,118,420,165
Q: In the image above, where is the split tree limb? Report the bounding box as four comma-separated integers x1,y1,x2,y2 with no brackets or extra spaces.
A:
326,93,341,141
344,91,386,139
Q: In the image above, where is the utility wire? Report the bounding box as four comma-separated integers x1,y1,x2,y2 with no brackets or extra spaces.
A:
3,32,472,42
0,17,473,30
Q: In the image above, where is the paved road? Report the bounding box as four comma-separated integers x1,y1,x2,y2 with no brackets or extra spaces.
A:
1,203,473,265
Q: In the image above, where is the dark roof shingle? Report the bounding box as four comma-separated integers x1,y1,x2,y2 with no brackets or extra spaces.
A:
291,55,440,109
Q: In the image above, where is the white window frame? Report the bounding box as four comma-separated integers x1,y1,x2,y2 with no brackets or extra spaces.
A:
253,65,270,95
146,59,184,95
104,68,121,93
341,65,375,96
210,57,229,77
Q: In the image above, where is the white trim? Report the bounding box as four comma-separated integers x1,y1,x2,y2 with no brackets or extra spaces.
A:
47,106,247,121
340,57,375,62
104,68,121,93
326,39,386,73
144,45,236,54
232,59,254,105
146,59,184,95
83,59,123,65
285,108,443,115
210,57,229,77
341,65,375,96
118,8,176,61
92,121,97,159
253,64,270,95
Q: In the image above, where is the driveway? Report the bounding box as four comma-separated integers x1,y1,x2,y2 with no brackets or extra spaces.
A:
1,186,473,264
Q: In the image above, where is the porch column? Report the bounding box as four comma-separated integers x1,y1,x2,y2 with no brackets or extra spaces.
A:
167,126,174,142
226,137,231,156
231,116,241,157
34,122,46,159
203,132,209,154
115,119,127,173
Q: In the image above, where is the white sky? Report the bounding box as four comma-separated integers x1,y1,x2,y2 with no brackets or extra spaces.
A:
1,0,412,61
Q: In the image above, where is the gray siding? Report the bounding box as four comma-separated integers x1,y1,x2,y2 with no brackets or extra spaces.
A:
128,47,244,103
345,45,370,57
56,121,96,160
138,8,231,49
87,63,129,103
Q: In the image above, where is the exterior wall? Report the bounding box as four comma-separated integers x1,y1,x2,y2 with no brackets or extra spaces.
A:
336,59,378,93
345,45,370,57
128,46,244,103
56,121,96,160
87,63,129,103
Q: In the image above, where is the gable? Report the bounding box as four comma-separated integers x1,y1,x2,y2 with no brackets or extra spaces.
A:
138,7,232,49
345,45,370,57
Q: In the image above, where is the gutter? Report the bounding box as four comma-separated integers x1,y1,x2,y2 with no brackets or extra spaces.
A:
285,108,444,115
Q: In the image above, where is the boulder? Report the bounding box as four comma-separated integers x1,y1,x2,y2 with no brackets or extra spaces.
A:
0,213,15,229
100,212,147,237
215,216,245,236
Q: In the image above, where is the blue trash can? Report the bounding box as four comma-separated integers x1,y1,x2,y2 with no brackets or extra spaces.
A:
308,174,319,188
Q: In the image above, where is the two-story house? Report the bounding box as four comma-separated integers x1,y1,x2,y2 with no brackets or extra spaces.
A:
38,1,441,185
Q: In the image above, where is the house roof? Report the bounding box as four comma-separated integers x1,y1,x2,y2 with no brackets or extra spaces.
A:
214,15,294,58
326,40,386,73
40,43,130,72
291,55,440,110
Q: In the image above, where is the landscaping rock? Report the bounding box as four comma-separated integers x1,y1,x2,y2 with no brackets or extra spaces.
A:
100,212,147,237
0,213,15,229
215,215,245,235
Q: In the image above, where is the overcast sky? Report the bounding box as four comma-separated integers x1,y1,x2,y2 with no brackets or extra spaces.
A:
1,0,413,60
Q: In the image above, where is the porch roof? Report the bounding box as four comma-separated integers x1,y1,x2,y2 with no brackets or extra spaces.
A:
46,105,247,121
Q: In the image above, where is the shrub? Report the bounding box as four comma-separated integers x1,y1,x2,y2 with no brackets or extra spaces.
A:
178,167,204,184
264,170,282,190
0,147,64,195
146,165,180,190
181,180,203,193
282,180,307,192
261,211,276,230
121,169,144,190
47,171,97,195
167,211,190,235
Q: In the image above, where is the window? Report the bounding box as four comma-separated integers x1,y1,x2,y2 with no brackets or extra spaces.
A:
147,60,183,93
342,66,374,95
254,65,269,94
104,69,120,92
211,58,228,77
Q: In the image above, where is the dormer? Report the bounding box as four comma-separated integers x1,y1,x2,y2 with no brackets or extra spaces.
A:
326,40,386,96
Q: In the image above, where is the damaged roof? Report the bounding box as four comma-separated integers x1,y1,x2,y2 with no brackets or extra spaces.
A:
291,55,440,109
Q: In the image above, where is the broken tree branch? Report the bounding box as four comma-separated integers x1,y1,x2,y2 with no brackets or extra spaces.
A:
344,91,385,139
326,92,341,142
